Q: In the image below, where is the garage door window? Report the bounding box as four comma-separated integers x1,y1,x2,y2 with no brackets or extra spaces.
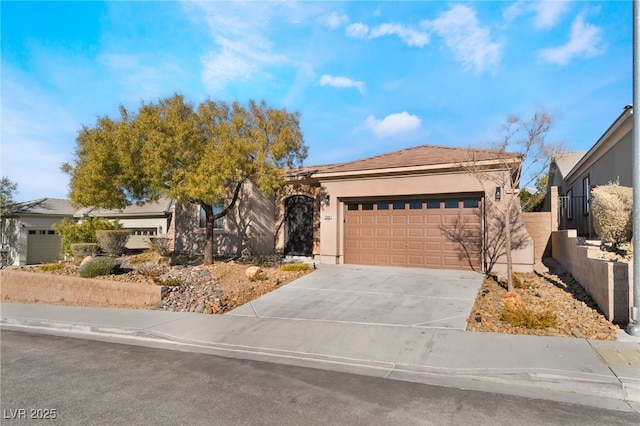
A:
409,201,422,209
347,203,359,211
393,201,406,210
377,202,389,210
463,199,479,208
444,200,459,208
362,203,374,210
426,200,440,209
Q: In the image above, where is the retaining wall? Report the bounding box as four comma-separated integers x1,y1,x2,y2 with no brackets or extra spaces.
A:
551,229,632,325
0,269,163,308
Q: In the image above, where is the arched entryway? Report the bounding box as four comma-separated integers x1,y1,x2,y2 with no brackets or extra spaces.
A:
284,195,314,256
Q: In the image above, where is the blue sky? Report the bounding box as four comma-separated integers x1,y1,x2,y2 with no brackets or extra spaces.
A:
1,1,632,202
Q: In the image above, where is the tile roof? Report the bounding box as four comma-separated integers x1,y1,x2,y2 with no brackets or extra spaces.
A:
289,144,520,177
7,198,76,216
74,197,174,218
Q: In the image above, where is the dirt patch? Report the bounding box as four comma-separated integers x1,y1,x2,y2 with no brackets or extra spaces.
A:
467,268,619,340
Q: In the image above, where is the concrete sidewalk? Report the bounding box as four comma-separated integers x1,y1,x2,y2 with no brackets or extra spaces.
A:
1,302,639,414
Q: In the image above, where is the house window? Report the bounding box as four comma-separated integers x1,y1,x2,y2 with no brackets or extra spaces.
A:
566,189,573,220
199,202,224,229
583,176,590,215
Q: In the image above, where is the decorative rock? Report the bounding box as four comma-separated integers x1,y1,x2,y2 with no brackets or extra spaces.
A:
245,266,263,279
80,256,94,267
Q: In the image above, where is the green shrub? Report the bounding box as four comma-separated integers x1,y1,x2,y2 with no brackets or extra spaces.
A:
500,306,557,329
53,217,121,255
591,182,633,249
38,262,64,272
78,256,121,278
96,230,131,256
169,255,187,266
280,263,311,272
71,243,99,264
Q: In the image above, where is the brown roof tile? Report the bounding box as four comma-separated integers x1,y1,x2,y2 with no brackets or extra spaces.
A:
289,144,520,177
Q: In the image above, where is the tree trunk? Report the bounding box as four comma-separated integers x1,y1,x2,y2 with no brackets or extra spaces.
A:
504,198,514,293
201,203,215,265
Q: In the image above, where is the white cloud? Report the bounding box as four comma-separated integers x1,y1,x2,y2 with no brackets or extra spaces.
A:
539,14,605,65
201,47,255,91
346,21,429,47
185,2,311,93
364,112,421,137
504,1,570,29
346,22,369,39
326,11,348,29
319,74,365,94
422,5,503,72
369,23,429,47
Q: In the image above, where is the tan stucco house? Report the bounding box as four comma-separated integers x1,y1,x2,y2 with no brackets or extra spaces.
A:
4,145,535,272
172,144,534,273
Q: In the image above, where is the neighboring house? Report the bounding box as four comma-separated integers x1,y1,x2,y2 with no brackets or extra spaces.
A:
2,198,174,265
75,198,174,250
553,105,633,237
1,198,76,265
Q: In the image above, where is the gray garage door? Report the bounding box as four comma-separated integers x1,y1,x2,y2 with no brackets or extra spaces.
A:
27,229,62,264
344,198,482,270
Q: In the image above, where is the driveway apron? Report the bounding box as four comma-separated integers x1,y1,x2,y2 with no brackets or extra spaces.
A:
227,265,484,330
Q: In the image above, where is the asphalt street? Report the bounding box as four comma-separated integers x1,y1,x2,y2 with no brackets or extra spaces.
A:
2,331,638,426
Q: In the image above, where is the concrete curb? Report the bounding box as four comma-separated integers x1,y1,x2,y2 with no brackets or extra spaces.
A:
2,317,637,413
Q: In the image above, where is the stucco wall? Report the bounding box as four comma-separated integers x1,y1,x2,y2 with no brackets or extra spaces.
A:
0,269,163,308
317,171,533,272
173,181,276,257
522,212,553,264
551,229,632,325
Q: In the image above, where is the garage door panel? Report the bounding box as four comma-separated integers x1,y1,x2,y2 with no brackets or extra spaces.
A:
376,240,390,249
376,228,390,237
407,215,424,224
376,216,390,225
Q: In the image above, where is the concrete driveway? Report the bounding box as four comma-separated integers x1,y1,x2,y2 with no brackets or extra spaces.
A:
227,265,484,330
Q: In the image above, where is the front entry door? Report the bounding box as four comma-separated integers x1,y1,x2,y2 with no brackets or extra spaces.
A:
284,195,314,256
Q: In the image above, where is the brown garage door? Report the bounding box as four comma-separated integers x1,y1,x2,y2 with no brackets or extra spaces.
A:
344,198,482,270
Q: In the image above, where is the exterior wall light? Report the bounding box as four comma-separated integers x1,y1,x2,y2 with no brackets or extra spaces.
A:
495,186,501,201
325,194,330,206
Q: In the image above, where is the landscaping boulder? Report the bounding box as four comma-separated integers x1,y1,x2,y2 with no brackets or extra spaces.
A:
245,266,263,279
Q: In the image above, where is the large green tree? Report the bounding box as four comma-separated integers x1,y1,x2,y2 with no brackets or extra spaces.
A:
63,94,307,264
